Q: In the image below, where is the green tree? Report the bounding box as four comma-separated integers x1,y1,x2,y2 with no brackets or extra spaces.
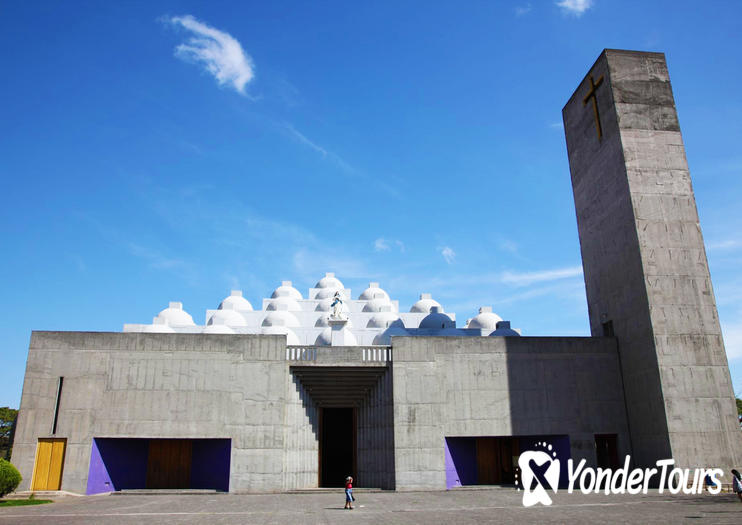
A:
737,398,742,416
0,408,18,461
0,459,21,498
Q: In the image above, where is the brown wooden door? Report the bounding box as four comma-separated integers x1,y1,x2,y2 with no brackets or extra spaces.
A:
146,439,192,489
476,437,499,484
31,438,66,490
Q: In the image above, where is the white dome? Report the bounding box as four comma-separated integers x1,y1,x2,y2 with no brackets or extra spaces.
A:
155,302,195,327
410,294,443,313
142,323,176,333
261,326,300,345
218,290,253,311
315,297,350,314
265,297,301,312
315,272,344,289
419,310,455,330
362,298,395,313
202,324,236,334
372,323,409,345
315,288,344,300
358,283,390,301
314,326,358,346
271,281,302,300
207,309,247,327
466,307,503,331
366,312,402,328
316,315,353,328
262,310,300,328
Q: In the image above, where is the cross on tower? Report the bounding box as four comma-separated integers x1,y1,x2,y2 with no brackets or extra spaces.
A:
582,74,604,140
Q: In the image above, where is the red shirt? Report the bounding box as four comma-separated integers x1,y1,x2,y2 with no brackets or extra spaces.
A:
346,481,352,489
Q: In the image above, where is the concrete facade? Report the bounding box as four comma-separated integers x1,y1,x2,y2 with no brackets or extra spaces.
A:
563,49,742,471
10,49,741,494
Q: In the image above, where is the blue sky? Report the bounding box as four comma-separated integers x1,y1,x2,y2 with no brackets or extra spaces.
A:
1,1,741,408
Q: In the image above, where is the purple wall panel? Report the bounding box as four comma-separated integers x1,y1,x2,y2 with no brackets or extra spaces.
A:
191,439,231,492
444,437,477,489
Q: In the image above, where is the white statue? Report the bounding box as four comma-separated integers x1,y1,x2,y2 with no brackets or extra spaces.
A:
330,291,345,319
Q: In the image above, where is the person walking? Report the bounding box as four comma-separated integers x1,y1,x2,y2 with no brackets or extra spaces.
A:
344,476,354,509
732,469,742,502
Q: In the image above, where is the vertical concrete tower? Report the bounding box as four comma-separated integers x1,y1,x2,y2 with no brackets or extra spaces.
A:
563,49,741,471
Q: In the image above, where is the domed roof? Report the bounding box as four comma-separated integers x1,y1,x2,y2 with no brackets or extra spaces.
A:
314,326,358,347
410,293,443,313
202,324,236,334
489,321,521,337
315,272,344,289
155,302,195,327
218,290,253,311
419,308,455,330
315,288,345,300
316,315,353,328
362,298,395,313
466,307,503,331
271,281,302,301
265,296,301,312
262,310,300,328
315,297,350,314
372,323,409,345
358,282,390,301
366,312,402,329
261,326,300,345
142,323,176,333
207,309,247,327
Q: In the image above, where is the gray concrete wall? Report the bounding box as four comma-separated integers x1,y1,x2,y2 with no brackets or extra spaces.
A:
391,336,629,490
563,49,742,471
357,368,395,489
13,331,290,494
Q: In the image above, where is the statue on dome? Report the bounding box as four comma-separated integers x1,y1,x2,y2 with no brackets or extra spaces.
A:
330,291,345,319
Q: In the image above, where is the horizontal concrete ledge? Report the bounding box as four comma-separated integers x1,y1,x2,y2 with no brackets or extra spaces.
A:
287,346,391,365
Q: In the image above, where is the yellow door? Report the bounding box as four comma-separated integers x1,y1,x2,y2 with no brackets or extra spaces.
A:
31,439,66,490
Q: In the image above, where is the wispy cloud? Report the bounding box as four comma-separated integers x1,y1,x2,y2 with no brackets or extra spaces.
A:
282,123,328,157
556,0,593,16
723,316,742,360
501,265,583,286
375,238,390,252
168,15,255,95
515,4,533,16
707,239,742,251
440,246,456,265
374,238,405,253
128,243,186,270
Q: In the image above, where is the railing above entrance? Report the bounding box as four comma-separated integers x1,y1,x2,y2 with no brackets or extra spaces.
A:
286,345,392,364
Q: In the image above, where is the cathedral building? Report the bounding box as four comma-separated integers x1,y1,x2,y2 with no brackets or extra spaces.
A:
12,49,741,494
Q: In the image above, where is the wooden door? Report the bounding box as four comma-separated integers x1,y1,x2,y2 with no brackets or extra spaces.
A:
31,438,66,490
476,437,499,484
146,439,192,489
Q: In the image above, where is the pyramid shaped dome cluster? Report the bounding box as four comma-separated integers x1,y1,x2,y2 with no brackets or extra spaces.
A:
124,273,520,345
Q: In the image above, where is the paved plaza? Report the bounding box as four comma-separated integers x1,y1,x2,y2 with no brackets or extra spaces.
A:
1,488,741,524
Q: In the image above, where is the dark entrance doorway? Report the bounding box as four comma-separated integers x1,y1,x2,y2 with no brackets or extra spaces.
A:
476,437,518,485
595,434,619,469
320,407,356,487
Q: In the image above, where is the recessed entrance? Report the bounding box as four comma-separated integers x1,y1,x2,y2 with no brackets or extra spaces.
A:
320,407,356,487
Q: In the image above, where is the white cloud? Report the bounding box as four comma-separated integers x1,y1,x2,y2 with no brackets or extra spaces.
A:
556,0,593,16
501,265,583,287
707,239,742,251
374,238,390,252
168,15,254,94
282,123,328,157
515,4,532,16
441,246,456,264
723,317,742,360
374,238,405,252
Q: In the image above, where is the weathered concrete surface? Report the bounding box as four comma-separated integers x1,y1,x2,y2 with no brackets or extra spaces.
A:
563,49,742,471
391,336,628,490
